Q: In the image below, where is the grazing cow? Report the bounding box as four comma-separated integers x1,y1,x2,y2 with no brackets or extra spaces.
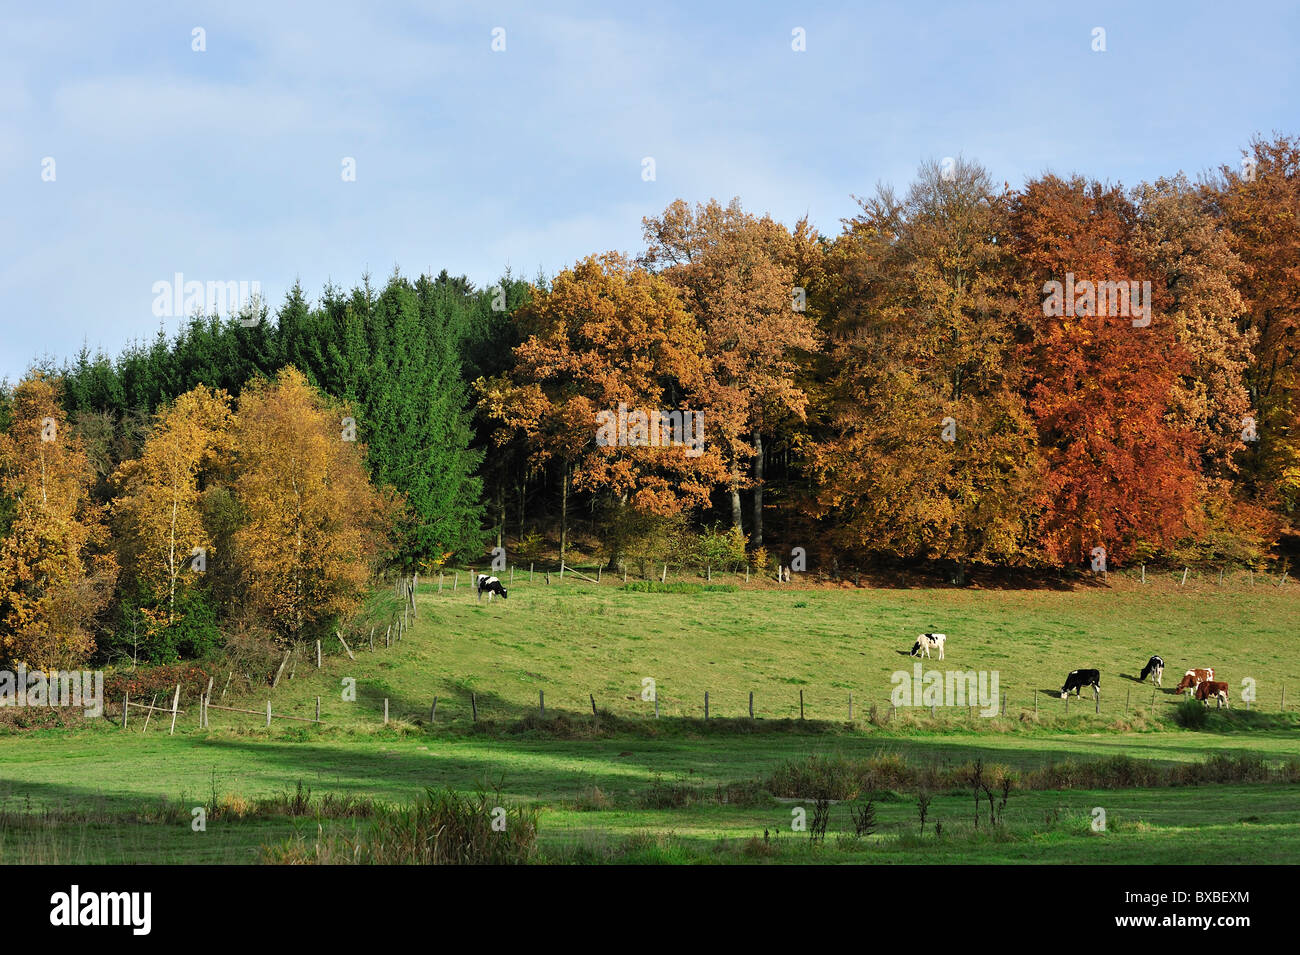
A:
909,632,946,660
1138,655,1165,686
1194,680,1230,708
1059,669,1101,699
475,574,508,602
1174,668,1215,695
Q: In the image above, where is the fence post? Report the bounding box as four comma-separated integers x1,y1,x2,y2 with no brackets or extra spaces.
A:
654,690,659,719
661,564,667,584
848,692,853,720
799,690,804,720
122,692,129,729
471,693,478,722
539,690,545,717
431,697,438,723
510,566,515,585
749,691,754,718
1181,567,1189,586
169,684,180,735
530,562,534,581
1125,689,1130,715
316,640,321,668
316,696,321,722
590,694,597,717
704,691,709,720
384,699,389,724
266,700,272,727
1141,563,1146,584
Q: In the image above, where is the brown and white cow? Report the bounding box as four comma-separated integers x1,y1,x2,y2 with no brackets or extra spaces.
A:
1174,668,1215,694
1194,680,1230,708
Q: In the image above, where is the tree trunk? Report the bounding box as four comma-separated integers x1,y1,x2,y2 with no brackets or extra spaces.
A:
559,459,570,569
751,429,764,547
730,464,743,534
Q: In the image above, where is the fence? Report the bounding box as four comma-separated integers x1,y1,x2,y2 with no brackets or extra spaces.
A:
114,568,1295,732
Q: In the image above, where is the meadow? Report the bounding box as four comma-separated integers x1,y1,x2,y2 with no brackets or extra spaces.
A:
2,569,1299,864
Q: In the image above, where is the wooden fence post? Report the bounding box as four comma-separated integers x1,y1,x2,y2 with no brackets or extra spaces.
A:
122,691,129,728
704,691,709,720
431,697,438,723
749,691,754,718
1181,567,1189,586
661,564,667,583
510,566,515,585
590,694,597,717
539,690,544,717
169,684,180,735
530,562,534,581
1125,689,1130,715
316,640,321,668
799,690,804,720
142,693,158,732
266,700,272,727
316,696,321,722
471,692,478,722
383,699,389,724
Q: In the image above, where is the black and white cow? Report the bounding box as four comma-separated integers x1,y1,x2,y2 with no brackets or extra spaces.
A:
1059,668,1101,699
909,632,946,660
1138,655,1164,686
476,574,508,602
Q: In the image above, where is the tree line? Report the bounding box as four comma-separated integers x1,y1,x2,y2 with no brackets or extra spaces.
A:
1,134,1296,667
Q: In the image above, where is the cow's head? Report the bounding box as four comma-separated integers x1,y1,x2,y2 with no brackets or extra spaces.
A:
909,641,921,656
498,586,508,599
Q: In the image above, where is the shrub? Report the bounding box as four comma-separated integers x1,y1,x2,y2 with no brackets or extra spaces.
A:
1173,699,1209,729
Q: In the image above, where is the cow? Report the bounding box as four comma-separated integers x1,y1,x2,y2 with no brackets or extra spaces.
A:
1174,668,1215,695
475,574,508,602
1059,669,1101,699
909,632,946,660
1138,655,1165,687
1194,680,1230,708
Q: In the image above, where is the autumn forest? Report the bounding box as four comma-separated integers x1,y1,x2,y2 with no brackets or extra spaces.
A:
2,134,1297,672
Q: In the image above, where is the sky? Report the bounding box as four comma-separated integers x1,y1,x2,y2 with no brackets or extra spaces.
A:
2,0,1297,382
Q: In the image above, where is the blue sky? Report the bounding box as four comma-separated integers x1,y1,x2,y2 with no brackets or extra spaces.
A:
2,0,1297,382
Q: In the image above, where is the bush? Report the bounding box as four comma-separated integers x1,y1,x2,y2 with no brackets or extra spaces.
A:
1173,699,1209,729
262,786,538,865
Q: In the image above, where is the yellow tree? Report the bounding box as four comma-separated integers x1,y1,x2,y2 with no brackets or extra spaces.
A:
231,367,396,642
111,386,233,637
0,373,117,668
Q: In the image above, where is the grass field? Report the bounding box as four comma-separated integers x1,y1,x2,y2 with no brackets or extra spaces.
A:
3,572,1299,864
